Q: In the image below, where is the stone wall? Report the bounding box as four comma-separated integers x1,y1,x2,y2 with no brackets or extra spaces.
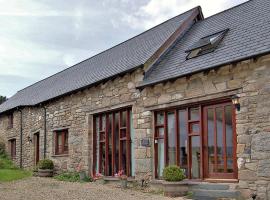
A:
135,55,270,199
0,68,144,174
0,54,270,199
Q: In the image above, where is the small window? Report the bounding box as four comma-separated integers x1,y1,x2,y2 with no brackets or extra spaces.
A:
7,113,13,129
186,29,229,59
54,129,68,155
8,139,16,159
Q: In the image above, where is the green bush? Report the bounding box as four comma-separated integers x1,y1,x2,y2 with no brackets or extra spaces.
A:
54,172,92,182
162,165,185,182
0,154,17,169
38,159,54,170
0,140,5,156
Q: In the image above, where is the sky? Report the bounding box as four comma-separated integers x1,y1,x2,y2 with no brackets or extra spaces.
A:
0,0,248,97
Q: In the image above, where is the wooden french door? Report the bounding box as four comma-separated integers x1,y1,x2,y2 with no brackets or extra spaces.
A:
203,102,237,179
34,133,40,165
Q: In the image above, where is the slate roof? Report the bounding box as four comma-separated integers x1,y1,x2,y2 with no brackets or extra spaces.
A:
0,7,197,113
140,0,270,87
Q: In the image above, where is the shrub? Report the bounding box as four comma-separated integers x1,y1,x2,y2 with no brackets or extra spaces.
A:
162,165,185,182
0,140,6,156
38,159,54,170
54,172,92,182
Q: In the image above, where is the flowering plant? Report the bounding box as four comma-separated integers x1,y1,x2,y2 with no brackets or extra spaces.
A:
76,163,84,172
115,170,127,180
93,172,103,181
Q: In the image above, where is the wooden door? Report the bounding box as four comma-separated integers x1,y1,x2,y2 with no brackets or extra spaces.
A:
34,133,40,165
203,102,237,179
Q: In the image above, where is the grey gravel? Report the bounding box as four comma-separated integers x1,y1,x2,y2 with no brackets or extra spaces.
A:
0,177,184,200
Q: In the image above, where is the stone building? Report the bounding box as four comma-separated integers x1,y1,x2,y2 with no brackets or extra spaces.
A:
0,0,270,199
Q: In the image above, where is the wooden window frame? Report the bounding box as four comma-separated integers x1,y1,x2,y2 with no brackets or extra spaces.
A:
93,107,132,177
54,129,69,155
7,113,13,129
8,139,16,159
154,99,237,180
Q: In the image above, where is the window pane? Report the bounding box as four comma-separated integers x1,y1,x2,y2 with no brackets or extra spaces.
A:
167,112,176,165
95,117,100,173
114,113,119,174
64,131,68,153
101,143,105,174
130,112,135,176
216,107,224,172
225,105,234,173
190,123,199,133
101,115,106,131
191,136,200,179
108,114,113,175
158,138,165,178
156,112,164,125
121,111,127,127
179,110,188,175
207,108,215,174
190,107,199,121
158,128,164,137
121,140,127,174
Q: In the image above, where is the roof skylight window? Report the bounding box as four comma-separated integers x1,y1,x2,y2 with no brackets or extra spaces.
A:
186,29,229,59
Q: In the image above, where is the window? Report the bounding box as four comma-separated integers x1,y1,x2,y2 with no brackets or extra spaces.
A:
154,101,237,180
54,129,68,155
186,29,229,59
7,113,13,129
93,108,134,177
8,139,16,159
154,109,195,178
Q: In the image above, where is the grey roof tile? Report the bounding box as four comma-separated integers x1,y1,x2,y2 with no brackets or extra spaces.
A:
140,0,270,87
0,8,197,113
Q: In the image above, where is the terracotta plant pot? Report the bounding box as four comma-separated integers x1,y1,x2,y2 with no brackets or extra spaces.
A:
79,171,86,181
38,169,53,177
120,178,128,189
163,181,189,197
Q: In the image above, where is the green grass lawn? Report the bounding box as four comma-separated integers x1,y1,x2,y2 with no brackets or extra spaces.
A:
0,153,32,182
0,169,31,182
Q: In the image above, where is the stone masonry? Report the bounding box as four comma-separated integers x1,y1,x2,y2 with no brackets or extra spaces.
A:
0,55,270,199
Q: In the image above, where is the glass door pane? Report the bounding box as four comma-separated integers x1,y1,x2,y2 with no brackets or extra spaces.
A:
167,112,176,165
191,136,201,179
216,107,224,173
178,110,188,175
158,138,165,178
225,105,234,173
207,108,215,174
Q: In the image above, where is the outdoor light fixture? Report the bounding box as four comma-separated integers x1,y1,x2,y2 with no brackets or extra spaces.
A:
27,136,32,143
232,94,240,111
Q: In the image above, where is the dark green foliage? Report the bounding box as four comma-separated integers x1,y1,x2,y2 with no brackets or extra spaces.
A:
54,172,92,182
0,154,17,169
38,159,54,170
0,96,7,105
0,140,6,156
162,165,185,182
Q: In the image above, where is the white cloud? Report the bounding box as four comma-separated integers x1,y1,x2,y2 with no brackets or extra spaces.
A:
122,0,248,29
0,0,248,97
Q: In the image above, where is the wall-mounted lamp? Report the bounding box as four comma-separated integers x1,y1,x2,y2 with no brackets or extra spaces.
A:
27,136,32,143
232,94,240,111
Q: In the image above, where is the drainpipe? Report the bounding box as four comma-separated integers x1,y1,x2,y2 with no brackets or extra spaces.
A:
42,105,47,159
17,107,23,169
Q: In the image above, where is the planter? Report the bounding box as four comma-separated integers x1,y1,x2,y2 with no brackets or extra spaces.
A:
38,169,53,177
120,178,128,189
79,171,86,181
162,181,189,197
95,178,105,184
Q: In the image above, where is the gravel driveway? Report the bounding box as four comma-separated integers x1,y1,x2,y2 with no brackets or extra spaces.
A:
0,177,185,200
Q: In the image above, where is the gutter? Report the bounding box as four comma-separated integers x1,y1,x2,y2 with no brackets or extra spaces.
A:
42,105,47,159
17,107,23,168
